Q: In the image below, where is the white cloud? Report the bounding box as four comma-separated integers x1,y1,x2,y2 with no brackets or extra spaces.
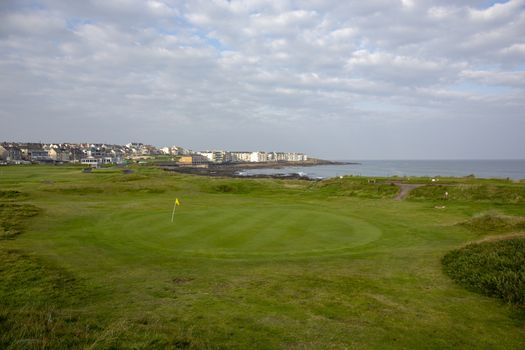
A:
0,0,524,158
461,69,525,87
468,0,525,22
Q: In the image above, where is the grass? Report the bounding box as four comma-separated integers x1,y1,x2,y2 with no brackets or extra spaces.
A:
0,203,41,239
0,249,102,349
408,183,525,203
458,211,525,234
1,165,525,349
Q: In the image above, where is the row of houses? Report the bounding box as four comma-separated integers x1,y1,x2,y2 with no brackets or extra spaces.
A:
197,151,308,163
1,142,309,167
0,142,191,167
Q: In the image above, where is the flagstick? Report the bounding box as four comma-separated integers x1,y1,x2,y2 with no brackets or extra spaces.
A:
171,200,177,223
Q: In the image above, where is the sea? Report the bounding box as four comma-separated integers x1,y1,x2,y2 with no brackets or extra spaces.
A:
240,160,525,180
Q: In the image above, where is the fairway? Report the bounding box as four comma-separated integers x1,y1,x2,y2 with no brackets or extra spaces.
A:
2,165,525,349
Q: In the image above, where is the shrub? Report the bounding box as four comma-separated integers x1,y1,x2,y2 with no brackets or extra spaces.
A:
442,238,525,307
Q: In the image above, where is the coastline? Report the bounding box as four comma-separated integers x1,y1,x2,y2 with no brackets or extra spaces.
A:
160,158,355,179
160,159,525,181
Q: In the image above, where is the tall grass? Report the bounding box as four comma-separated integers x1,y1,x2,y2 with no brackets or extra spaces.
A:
314,178,399,199
409,184,525,203
0,203,40,239
458,211,525,234
0,249,103,349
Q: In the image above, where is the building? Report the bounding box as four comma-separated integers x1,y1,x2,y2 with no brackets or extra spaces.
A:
230,151,252,163
20,144,51,162
81,157,99,168
1,145,22,162
250,151,268,163
48,148,71,162
178,154,209,167
0,146,7,161
70,148,85,163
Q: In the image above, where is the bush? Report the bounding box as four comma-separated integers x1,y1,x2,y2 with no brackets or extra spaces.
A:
442,238,525,306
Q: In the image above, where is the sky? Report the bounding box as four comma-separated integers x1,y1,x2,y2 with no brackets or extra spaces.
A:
0,0,524,160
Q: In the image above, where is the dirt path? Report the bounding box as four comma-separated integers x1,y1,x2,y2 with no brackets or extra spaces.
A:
393,183,424,200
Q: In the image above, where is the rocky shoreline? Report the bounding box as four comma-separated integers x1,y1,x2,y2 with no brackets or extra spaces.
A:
160,158,356,179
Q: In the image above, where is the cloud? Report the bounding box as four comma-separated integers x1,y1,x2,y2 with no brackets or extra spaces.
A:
468,0,525,22
461,69,525,88
0,0,524,158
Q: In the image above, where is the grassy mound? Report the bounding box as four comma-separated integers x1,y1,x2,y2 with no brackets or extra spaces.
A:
442,237,525,307
0,249,105,349
202,178,272,194
459,212,525,234
315,178,399,199
0,203,41,239
0,190,27,200
409,184,525,203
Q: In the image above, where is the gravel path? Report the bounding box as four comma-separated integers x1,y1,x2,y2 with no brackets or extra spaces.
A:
394,183,424,200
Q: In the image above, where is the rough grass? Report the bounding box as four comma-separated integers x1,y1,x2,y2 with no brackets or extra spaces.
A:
459,211,525,234
202,178,274,194
314,177,399,199
442,237,525,307
0,249,95,349
0,203,41,239
1,165,525,349
408,184,525,203
0,190,27,200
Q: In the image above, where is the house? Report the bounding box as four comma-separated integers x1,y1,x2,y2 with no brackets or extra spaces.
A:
177,154,209,167
198,150,232,163
69,148,85,163
0,146,7,161
250,151,268,163
81,157,99,168
20,144,51,162
1,145,22,162
48,148,71,162
230,151,252,162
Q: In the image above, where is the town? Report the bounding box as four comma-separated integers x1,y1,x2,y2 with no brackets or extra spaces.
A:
0,142,308,167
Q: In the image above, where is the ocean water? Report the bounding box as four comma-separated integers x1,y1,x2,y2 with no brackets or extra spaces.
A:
240,160,525,180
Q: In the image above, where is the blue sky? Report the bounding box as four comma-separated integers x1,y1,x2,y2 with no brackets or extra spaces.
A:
0,0,524,159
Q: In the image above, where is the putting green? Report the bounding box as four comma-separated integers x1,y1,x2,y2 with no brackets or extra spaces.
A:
86,203,382,258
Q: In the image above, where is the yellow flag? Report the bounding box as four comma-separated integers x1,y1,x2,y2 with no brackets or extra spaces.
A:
175,198,181,206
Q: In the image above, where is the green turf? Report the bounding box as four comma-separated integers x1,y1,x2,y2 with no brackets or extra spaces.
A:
1,165,525,349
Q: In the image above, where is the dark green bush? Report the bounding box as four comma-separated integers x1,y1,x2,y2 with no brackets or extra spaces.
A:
442,238,525,306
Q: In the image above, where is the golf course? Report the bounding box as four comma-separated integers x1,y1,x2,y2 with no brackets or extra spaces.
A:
1,165,524,349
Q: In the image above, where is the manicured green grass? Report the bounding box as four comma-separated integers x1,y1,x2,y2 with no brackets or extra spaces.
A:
1,165,525,349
